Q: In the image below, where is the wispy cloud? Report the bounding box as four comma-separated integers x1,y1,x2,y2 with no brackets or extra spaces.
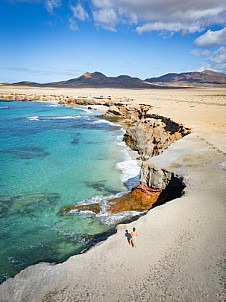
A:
205,46,226,73
190,49,210,57
3,66,83,77
93,7,117,31
68,2,89,31
192,27,226,73
136,22,202,35
70,3,88,21
44,0,61,14
69,18,78,31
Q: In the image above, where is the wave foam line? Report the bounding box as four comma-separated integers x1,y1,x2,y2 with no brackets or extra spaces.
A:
27,115,81,121
115,140,140,190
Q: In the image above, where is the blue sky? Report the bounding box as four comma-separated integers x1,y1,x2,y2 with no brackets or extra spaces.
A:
1,0,226,83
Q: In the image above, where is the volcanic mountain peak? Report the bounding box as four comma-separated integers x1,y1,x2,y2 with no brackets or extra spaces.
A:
82,72,92,78
80,72,106,79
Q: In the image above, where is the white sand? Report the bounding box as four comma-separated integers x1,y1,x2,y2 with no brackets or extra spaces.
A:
0,86,225,301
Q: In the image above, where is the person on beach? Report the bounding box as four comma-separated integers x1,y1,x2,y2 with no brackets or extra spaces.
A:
130,227,137,248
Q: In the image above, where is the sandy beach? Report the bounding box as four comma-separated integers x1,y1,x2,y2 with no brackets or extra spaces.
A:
0,85,225,301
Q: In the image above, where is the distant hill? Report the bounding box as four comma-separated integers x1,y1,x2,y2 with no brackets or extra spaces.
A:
12,72,161,89
145,70,226,85
9,70,226,88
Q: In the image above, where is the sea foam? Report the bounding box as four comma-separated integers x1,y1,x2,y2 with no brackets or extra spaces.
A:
27,115,81,121
115,133,140,190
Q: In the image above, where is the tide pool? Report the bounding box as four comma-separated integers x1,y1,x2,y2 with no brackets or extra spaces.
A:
0,101,140,283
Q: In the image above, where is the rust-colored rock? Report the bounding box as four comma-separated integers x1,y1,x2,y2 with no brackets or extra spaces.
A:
59,203,101,215
107,184,162,213
59,184,163,215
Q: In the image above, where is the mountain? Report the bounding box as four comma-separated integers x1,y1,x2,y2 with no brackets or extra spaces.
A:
12,72,160,89
145,70,226,85
10,70,226,88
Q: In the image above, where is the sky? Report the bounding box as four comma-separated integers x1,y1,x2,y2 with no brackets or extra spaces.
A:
0,0,226,83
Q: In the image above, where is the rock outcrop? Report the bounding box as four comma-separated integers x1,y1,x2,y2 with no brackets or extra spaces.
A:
104,103,190,160
104,103,150,120
125,114,190,160
60,164,185,215
107,184,162,213
140,162,172,189
60,203,101,215
59,103,188,216
107,163,184,213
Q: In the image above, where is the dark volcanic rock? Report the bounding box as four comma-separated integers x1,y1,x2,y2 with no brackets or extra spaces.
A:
145,70,226,85
11,72,164,89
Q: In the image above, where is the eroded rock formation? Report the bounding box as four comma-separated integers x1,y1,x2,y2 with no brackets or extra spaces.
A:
60,164,185,215
104,103,190,160
107,184,162,213
59,103,188,215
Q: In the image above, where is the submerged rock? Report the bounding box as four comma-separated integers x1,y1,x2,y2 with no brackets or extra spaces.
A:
0,193,60,218
1,147,50,159
59,203,101,215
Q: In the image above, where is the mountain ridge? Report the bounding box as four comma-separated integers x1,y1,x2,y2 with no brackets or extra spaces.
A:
9,70,226,88
145,70,226,85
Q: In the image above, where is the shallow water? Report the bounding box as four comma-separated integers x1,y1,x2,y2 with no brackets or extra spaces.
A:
0,101,140,283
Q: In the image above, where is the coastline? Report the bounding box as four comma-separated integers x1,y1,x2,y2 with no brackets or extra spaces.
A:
0,86,225,301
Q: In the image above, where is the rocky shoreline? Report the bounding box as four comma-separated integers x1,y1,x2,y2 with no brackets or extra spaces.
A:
60,102,190,215
1,93,190,217
0,90,225,302
0,92,131,106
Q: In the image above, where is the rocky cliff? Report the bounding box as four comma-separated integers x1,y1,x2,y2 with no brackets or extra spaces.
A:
105,103,190,160
60,163,185,214
60,104,188,216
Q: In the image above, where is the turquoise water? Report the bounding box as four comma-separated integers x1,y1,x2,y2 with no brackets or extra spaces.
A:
0,101,140,283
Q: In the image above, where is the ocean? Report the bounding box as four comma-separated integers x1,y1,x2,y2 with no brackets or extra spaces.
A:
0,100,140,283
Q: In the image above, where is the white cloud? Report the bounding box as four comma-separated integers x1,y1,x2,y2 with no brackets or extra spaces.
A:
136,22,202,35
194,27,226,48
208,46,226,72
90,0,226,33
92,0,112,9
93,8,118,31
70,3,89,21
200,46,226,73
45,0,61,14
